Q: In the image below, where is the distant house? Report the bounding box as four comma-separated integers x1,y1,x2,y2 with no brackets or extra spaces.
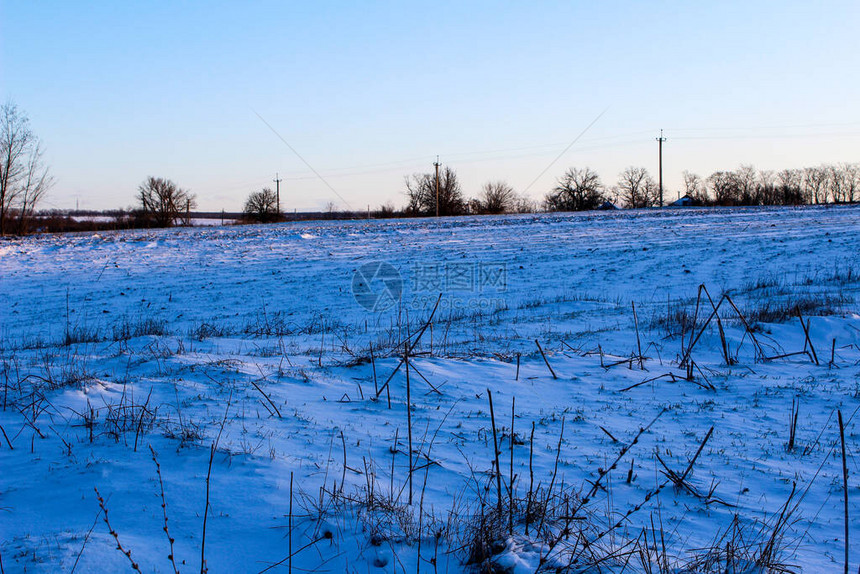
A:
669,194,695,207
598,201,619,210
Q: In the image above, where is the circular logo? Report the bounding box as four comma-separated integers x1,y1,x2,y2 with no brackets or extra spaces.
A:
352,261,403,312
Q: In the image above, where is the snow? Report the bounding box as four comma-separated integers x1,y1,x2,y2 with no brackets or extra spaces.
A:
1,205,859,573
65,216,238,226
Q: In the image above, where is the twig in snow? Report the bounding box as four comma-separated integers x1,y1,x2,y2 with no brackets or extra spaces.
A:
632,301,644,369
838,410,849,574
69,507,102,574
376,294,442,400
257,533,331,574
200,443,215,574
680,288,724,367
787,397,799,452
724,294,766,361
535,339,558,379
0,423,12,450
149,445,180,574
599,425,619,443
796,309,819,365
249,379,282,418
289,471,293,574
405,342,413,505
201,390,233,574
94,487,142,572
487,388,503,514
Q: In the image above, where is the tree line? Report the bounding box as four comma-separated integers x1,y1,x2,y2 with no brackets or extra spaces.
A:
390,161,860,217
140,160,860,227
682,164,859,206
3,99,858,234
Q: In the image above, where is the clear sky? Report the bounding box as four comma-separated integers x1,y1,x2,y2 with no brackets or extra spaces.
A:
2,1,859,212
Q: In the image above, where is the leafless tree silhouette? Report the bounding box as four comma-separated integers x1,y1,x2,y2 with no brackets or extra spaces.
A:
615,166,657,208
404,166,465,216
735,165,758,204
0,102,53,235
544,167,605,211
841,163,859,203
477,181,517,214
137,177,196,227
803,166,829,204
776,169,804,205
243,188,280,223
682,171,707,203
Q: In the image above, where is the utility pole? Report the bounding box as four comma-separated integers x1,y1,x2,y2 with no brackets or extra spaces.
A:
434,156,441,217
656,130,667,207
273,173,282,215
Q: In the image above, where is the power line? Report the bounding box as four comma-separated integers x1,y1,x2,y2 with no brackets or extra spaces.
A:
434,156,441,217
656,129,667,207
267,127,857,182
666,120,860,132
252,138,650,185
273,172,282,214
521,107,609,194
250,111,858,205
252,109,353,210
270,132,652,180
672,130,860,141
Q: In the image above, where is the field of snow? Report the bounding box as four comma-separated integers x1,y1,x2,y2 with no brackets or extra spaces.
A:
66,216,239,226
1,206,859,573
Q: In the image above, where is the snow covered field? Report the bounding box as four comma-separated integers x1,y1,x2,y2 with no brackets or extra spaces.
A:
1,206,859,573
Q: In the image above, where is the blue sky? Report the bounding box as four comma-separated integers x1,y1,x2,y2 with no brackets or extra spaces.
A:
2,1,859,211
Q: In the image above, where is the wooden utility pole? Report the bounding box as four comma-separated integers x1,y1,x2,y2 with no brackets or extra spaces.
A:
273,173,282,214
656,130,666,207
434,156,441,217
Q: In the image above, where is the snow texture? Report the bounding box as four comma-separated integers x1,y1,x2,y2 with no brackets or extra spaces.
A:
1,205,859,573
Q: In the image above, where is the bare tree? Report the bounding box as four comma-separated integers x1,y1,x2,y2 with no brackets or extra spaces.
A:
757,169,778,205
842,163,859,203
375,202,397,218
15,141,53,233
827,164,849,203
735,165,758,204
803,166,829,204
0,102,53,235
404,166,465,216
775,169,802,205
512,194,537,214
243,187,279,223
137,177,196,227
477,181,516,214
615,167,656,208
708,170,740,205
544,167,604,211
682,171,704,201
642,177,659,207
